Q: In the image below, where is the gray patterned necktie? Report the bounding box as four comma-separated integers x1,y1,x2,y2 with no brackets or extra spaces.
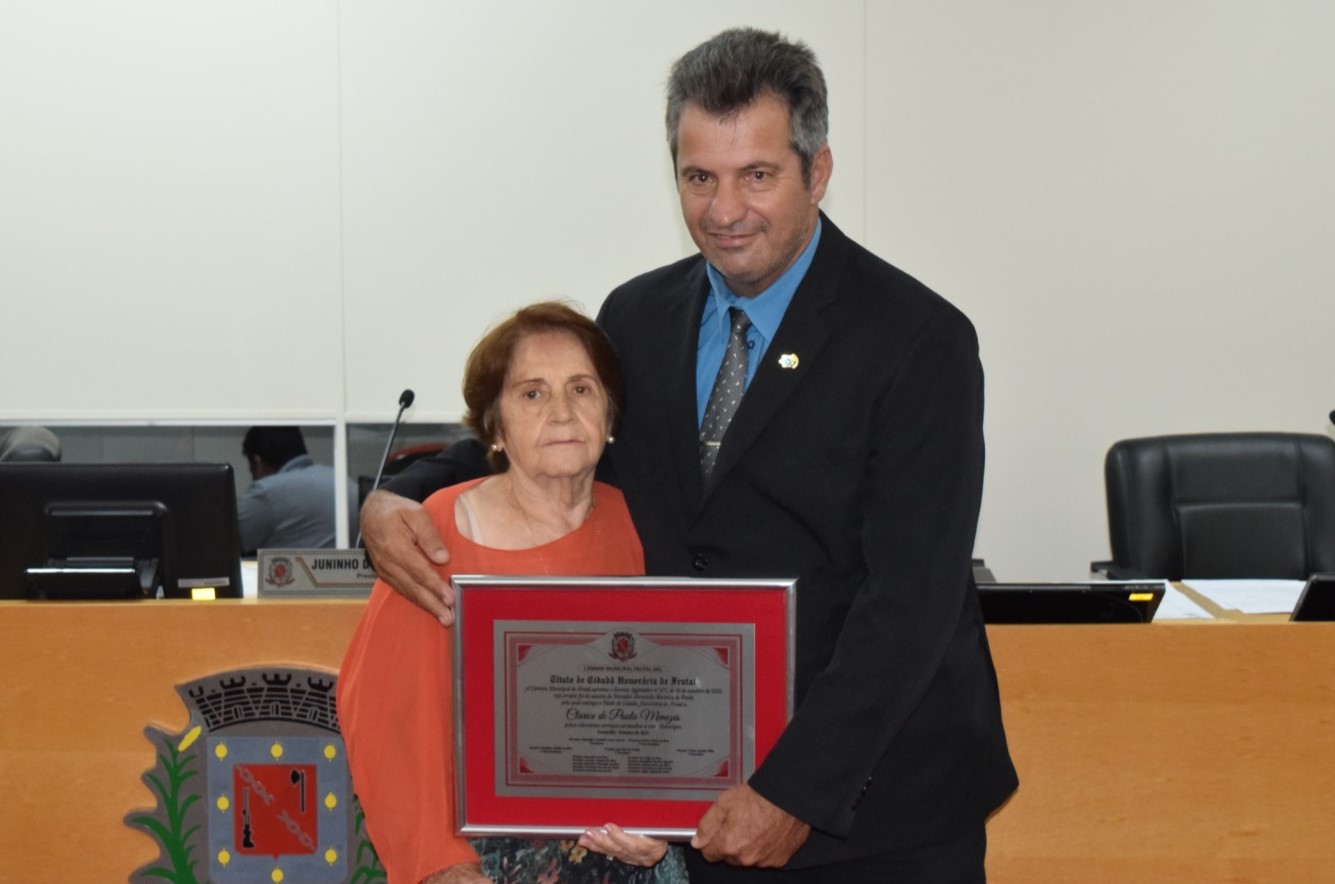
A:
699,307,752,478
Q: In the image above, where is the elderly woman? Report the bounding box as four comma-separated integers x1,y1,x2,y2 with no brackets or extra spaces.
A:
338,302,686,884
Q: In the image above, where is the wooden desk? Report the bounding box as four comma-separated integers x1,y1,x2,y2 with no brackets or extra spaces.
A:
985,621,1335,883
1,602,1331,883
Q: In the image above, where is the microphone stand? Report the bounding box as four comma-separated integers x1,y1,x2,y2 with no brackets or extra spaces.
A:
356,389,414,547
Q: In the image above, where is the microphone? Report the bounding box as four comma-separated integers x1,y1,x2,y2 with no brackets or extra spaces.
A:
355,389,415,547
371,389,416,493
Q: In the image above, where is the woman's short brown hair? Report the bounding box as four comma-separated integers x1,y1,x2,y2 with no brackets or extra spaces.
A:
462,301,626,472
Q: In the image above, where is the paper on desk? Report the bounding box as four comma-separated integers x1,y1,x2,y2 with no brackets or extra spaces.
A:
1180,579,1304,614
1099,579,1211,619
240,559,259,599
1152,583,1214,620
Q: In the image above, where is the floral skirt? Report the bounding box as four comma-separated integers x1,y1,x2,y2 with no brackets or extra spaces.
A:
472,837,689,884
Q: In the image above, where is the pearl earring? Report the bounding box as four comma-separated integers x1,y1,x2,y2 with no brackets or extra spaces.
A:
606,435,615,444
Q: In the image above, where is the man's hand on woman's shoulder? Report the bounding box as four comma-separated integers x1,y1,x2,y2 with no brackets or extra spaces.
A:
360,489,456,626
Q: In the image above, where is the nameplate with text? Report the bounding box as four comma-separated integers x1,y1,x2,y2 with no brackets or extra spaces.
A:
256,549,376,597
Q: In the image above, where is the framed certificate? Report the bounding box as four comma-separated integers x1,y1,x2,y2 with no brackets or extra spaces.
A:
451,575,796,840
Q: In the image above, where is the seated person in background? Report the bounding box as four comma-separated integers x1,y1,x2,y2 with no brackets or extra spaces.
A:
238,426,352,554
337,302,685,884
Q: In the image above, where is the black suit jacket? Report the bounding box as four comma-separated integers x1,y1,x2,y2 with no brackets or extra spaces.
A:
595,216,1016,867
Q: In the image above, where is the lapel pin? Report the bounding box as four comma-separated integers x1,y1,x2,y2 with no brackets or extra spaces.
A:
778,353,800,370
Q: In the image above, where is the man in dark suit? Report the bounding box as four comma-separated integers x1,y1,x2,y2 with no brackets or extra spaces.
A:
362,27,1016,883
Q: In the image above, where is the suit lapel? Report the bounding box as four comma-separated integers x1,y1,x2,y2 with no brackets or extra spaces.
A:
662,262,712,505
701,217,848,499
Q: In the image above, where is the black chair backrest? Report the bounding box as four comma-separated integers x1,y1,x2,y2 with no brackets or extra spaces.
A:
1105,432,1335,580
0,426,61,463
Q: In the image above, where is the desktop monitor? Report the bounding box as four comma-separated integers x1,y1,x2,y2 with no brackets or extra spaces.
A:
0,462,243,600
1291,573,1335,621
977,581,1165,624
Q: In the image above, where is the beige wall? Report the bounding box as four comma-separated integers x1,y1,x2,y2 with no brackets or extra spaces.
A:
2,1,1332,577
862,2,1335,577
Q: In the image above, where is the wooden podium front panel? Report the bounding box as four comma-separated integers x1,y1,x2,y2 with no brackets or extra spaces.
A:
985,622,1335,884
2,603,1332,883
0,599,365,883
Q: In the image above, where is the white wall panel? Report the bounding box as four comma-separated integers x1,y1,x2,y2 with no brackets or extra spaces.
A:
338,0,865,421
865,1,1335,578
4,1,1330,578
0,2,343,420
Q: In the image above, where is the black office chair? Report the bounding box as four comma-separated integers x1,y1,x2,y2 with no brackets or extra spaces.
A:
1096,432,1335,580
0,426,61,462
356,442,449,507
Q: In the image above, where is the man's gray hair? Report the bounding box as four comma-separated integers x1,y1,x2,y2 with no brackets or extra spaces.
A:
666,27,829,184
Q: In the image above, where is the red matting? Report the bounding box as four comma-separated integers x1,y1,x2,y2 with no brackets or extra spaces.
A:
452,578,794,837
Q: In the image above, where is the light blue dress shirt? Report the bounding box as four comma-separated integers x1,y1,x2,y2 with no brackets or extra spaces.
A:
696,219,822,426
